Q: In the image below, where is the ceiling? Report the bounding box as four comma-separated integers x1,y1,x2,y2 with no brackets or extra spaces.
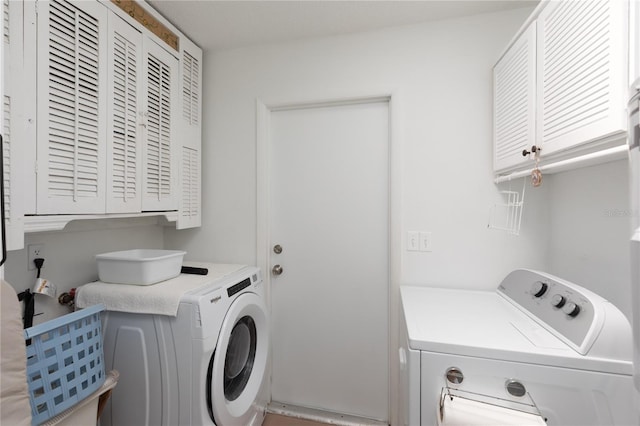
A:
146,1,538,52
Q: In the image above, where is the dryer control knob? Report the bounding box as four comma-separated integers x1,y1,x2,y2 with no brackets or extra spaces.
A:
531,281,548,298
551,294,566,308
562,302,580,317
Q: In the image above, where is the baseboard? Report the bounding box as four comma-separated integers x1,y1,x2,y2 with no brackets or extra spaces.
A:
267,402,388,426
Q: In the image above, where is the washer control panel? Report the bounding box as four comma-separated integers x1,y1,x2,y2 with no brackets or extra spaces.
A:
498,270,600,354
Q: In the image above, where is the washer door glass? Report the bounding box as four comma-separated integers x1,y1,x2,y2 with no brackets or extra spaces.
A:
224,316,257,401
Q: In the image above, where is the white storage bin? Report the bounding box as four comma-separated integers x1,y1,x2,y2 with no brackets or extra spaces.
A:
42,370,119,426
96,250,186,285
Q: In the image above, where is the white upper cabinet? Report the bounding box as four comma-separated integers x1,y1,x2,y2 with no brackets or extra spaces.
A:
36,0,108,214
141,39,179,212
37,2,182,215
3,0,24,249
106,14,143,213
493,22,536,172
494,0,628,174
177,37,202,229
536,0,627,156
21,0,200,218
2,0,202,242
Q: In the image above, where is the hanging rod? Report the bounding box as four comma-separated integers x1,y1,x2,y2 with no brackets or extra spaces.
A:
494,145,628,184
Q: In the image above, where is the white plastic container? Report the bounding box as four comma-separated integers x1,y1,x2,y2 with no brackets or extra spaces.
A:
96,249,186,285
42,370,119,426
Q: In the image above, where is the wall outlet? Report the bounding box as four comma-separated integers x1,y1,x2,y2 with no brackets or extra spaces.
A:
28,244,45,271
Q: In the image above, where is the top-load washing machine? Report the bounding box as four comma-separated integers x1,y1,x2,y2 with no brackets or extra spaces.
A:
399,269,635,426
76,263,269,426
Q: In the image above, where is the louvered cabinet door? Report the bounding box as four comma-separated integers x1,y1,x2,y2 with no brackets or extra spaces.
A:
106,14,143,213
177,38,202,229
180,145,200,228
536,0,627,156
36,0,108,214
2,0,24,250
142,40,179,211
493,22,536,172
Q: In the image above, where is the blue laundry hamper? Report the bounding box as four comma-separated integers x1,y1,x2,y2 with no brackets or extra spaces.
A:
24,304,106,425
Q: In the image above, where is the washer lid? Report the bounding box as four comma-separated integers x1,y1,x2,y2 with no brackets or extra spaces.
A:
401,286,632,375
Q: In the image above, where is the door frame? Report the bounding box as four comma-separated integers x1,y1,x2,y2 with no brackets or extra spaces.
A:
256,93,402,424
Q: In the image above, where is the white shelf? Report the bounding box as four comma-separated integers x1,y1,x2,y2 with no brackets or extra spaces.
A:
24,212,178,233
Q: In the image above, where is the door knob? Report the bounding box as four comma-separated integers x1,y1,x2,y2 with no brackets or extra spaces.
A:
272,265,283,276
273,244,283,254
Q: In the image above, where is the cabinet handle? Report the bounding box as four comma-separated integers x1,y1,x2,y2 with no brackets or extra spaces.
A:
522,145,540,157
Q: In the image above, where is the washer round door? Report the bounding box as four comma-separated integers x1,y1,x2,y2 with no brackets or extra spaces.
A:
209,291,269,425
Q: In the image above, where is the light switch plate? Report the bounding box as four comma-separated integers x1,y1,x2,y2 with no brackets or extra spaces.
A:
407,231,419,251
419,232,432,252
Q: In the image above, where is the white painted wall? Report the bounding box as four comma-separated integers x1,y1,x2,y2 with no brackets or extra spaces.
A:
4,218,165,324
164,6,547,289
161,11,548,423
546,160,632,320
0,3,629,424
1,0,625,370
0,1,623,325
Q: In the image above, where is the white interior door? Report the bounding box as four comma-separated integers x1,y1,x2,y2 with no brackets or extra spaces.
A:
269,100,389,422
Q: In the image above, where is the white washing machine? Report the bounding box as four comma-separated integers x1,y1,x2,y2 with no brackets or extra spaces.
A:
85,264,269,426
399,269,635,426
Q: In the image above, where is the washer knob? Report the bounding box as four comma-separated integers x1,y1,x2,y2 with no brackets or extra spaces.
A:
445,367,464,384
562,302,581,317
531,281,548,298
551,294,566,308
